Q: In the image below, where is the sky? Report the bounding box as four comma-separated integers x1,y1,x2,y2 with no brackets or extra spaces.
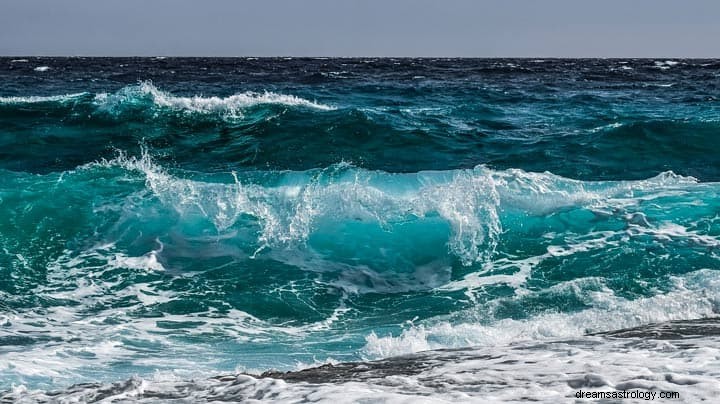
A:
1,0,719,57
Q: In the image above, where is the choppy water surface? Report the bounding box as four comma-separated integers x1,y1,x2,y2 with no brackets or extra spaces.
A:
1,58,719,402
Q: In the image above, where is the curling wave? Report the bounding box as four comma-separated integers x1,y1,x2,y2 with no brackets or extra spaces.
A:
1,149,711,274
1,149,719,394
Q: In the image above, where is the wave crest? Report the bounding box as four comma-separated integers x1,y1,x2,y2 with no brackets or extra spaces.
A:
93,82,335,119
94,150,502,266
0,82,334,121
0,92,89,104
81,150,703,269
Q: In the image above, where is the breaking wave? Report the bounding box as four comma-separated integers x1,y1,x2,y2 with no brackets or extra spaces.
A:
0,81,334,121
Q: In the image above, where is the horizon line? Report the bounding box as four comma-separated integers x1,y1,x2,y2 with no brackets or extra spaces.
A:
2,55,718,59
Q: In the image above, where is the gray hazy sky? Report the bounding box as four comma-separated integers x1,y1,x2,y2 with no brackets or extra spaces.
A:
1,0,719,57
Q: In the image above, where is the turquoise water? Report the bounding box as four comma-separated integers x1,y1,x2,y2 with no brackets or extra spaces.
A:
1,58,719,391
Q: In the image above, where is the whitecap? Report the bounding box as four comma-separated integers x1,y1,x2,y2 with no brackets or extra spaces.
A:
93,81,335,119
0,92,88,104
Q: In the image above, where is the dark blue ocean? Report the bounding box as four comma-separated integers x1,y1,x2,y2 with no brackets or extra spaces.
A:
1,58,719,402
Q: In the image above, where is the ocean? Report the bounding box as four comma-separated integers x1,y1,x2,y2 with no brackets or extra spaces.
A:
0,57,719,402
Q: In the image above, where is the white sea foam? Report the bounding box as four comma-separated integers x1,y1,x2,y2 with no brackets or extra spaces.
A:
0,235,358,386
0,82,334,119
91,82,334,119
0,92,88,104
0,254,289,382
110,249,166,272
6,325,720,403
33,66,50,72
589,122,624,133
653,60,680,70
362,268,720,359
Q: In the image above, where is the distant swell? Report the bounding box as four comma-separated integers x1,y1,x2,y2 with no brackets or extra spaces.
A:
0,81,335,120
2,82,720,179
94,81,335,117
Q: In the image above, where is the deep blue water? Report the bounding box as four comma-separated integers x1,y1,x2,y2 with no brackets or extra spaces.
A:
1,57,719,391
